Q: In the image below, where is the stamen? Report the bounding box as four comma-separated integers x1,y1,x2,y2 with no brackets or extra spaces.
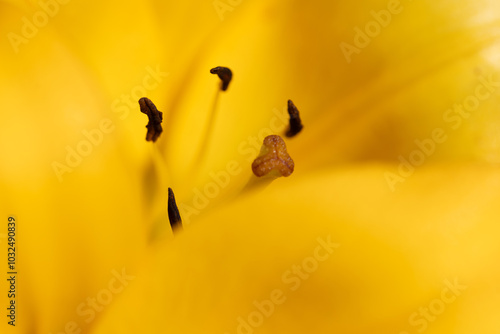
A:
210,66,232,91
252,135,294,177
285,100,303,137
187,67,228,178
167,188,182,231
139,97,163,142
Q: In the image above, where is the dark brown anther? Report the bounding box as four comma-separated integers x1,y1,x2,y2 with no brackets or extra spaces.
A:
285,100,303,137
139,97,163,142
167,188,182,231
210,66,232,91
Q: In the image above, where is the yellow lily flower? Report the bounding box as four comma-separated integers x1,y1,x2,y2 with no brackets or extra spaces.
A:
1,0,500,333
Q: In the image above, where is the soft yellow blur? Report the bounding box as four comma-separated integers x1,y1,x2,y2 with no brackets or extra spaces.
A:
0,0,499,333
91,164,500,334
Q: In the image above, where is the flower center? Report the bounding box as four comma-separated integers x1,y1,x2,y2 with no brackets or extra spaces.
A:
138,67,302,234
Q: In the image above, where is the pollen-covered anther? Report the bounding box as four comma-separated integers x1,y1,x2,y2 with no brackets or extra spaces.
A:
285,99,303,137
210,66,232,91
139,97,163,142
252,135,295,177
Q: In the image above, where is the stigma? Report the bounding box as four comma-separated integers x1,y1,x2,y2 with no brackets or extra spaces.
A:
252,135,294,177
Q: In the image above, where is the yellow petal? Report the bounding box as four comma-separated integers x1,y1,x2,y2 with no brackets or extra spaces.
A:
0,2,161,332
3,0,500,332
90,163,500,333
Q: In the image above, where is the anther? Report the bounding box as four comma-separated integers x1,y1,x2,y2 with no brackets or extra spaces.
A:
139,97,163,142
210,66,232,91
285,100,303,137
167,188,182,231
252,135,294,177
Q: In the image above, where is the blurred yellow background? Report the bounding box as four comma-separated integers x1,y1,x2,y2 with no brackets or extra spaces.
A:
1,0,500,333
